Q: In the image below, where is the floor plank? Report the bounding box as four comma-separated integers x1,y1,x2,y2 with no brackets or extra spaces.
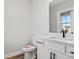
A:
6,53,24,59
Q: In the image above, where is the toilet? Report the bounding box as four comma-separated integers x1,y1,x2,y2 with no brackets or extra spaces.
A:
23,44,36,59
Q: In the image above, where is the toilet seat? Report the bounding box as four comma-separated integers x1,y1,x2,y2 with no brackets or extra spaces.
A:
23,45,36,53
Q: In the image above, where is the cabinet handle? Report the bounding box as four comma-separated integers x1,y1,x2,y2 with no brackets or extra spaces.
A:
50,52,52,59
70,52,74,54
37,41,43,44
43,41,44,46
53,53,55,59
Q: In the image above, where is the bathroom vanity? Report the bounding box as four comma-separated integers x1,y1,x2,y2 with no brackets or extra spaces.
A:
32,0,74,59
33,33,74,59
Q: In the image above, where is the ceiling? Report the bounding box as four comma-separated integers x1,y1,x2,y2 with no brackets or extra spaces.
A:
49,0,73,6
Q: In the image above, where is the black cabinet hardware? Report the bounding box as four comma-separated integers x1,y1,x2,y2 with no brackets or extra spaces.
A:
70,52,74,54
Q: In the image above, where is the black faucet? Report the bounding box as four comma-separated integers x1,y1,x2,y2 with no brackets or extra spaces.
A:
63,29,65,38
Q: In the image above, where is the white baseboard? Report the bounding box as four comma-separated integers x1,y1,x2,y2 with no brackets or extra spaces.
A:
4,50,24,58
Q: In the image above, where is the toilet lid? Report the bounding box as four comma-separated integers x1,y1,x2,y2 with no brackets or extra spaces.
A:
25,45,32,48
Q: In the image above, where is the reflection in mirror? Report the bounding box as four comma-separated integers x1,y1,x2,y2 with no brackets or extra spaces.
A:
49,0,74,34
58,10,74,33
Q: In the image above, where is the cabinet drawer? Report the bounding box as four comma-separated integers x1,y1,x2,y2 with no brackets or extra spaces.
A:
45,41,65,54
66,46,74,57
36,40,44,46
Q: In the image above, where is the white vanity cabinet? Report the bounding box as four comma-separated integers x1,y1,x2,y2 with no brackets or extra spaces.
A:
36,40,50,59
44,41,74,59
50,51,73,59
36,39,74,59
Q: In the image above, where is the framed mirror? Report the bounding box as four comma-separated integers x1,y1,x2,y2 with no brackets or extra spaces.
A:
49,0,74,34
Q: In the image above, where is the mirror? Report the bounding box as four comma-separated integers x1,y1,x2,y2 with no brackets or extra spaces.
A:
49,0,74,34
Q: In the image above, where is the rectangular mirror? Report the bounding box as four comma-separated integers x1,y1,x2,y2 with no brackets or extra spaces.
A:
49,0,74,34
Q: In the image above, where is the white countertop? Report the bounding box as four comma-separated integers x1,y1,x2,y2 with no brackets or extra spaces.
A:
32,33,74,47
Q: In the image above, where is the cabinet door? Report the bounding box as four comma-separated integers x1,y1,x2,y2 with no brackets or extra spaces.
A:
37,42,50,59
52,51,74,59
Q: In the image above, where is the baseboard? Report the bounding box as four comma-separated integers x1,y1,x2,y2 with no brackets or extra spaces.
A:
4,50,24,59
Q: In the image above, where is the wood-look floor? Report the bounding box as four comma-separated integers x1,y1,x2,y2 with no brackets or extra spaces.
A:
6,53,24,59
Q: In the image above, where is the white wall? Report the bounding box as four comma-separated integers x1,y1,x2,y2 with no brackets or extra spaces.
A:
49,0,74,32
4,0,32,55
4,0,55,56
32,0,52,37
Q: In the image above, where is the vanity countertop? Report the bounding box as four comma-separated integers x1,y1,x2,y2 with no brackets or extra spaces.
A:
32,33,74,47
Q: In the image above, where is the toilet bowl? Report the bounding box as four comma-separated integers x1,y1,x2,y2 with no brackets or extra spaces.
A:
23,44,36,59
23,45,36,53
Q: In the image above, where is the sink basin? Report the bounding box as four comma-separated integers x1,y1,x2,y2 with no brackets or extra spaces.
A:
48,36,74,44
49,37,57,39
49,36,74,40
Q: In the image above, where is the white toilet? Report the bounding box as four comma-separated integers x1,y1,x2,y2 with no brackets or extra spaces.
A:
23,44,36,59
